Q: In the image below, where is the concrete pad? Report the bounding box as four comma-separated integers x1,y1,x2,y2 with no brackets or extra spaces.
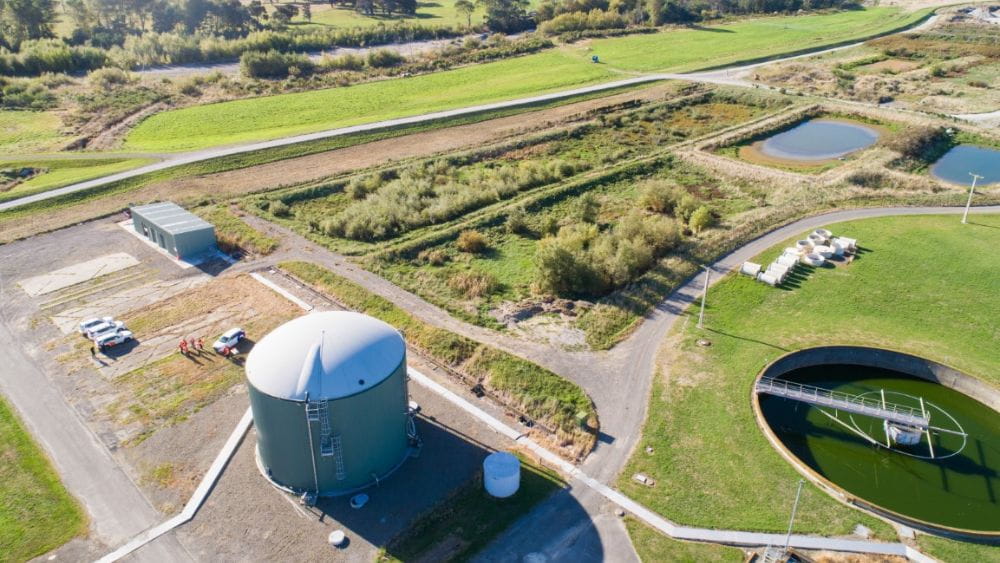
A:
18,252,139,297
50,277,210,334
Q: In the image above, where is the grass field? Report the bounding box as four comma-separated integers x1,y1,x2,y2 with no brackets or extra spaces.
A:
624,518,744,562
589,7,932,73
124,7,928,153
0,396,86,561
917,534,1000,563
0,158,152,204
124,51,615,152
619,214,1000,541
0,111,70,154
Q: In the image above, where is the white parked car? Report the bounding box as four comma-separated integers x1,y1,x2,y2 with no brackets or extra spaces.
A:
79,317,114,335
96,330,134,351
86,320,125,340
213,328,245,354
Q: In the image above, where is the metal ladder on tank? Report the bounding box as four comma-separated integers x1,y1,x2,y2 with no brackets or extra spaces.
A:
306,401,346,480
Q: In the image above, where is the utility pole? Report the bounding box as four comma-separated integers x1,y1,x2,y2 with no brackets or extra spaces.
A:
783,479,805,552
962,173,983,224
697,266,710,329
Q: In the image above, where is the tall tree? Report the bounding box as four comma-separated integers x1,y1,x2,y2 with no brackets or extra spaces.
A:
1,0,57,46
475,0,529,32
454,0,473,26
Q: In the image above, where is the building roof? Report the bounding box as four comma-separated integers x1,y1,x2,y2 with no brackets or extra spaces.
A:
245,311,405,402
131,201,214,236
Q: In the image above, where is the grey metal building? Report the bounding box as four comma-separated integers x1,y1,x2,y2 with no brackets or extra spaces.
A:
131,202,216,260
245,311,413,497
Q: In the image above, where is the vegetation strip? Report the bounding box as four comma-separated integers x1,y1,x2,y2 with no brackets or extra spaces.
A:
0,395,86,561
380,454,565,562
277,261,598,456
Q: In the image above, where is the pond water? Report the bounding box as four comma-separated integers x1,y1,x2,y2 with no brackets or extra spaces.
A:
930,144,1000,186
759,364,1000,532
758,119,880,161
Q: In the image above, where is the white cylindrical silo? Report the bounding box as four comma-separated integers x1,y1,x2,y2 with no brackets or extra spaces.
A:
484,452,520,498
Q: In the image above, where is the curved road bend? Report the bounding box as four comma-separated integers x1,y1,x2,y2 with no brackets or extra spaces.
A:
475,205,1000,561
0,13,941,212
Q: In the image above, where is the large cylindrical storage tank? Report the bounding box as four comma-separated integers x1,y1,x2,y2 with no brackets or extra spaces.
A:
245,311,410,496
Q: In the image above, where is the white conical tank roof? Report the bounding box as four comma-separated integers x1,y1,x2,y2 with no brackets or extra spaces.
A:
246,311,405,401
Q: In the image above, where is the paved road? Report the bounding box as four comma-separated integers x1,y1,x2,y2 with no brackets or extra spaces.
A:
0,278,192,561
0,12,940,213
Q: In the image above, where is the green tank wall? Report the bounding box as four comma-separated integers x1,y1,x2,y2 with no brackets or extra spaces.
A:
249,356,410,495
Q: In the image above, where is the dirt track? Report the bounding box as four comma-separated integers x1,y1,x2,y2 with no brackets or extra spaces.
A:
0,82,679,245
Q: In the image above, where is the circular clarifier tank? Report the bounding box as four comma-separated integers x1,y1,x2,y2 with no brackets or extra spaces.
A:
755,349,1000,537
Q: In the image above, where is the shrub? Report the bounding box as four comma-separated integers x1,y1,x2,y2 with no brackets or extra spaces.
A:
417,249,449,266
574,192,600,224
674,193,700,222
456,230,488,253
87,67,132,90
688,205,713,234
240,50,315,78
505,205,530,235
534,213,682,297
321,53,365,71
269,200,291,217
448,270,499,298
638,180,684,214
366,49,406,68
539,9,626,35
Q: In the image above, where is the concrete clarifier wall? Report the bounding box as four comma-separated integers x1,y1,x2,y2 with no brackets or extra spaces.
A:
752,345,1000,543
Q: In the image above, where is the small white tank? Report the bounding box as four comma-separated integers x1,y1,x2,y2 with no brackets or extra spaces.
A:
795,240,812,251
777,254,798,268
813,245,834,258
740,262,762,277
757,272,779,286
813,228,832,242
484,452,520,498
801,253,825,267
830,241,845,257
808,233,825,246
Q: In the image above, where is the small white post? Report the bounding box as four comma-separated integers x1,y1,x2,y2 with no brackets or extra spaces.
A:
697,266,710,329
962,173,983,224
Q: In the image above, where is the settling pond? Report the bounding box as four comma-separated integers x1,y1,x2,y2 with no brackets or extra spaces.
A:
759,364,1000,533
758,119,880,161
931,144,1000,186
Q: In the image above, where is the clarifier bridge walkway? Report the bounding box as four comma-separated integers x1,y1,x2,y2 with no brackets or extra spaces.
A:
756,377,930,428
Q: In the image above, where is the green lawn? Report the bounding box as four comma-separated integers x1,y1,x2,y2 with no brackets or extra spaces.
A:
0,158,152,204
917,534,1000,563
589,7,931,73
620,214,1000,540
124,51,615,152
0,396,86,561
0,111,71,154
625,518,744,562
123,7,928,153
